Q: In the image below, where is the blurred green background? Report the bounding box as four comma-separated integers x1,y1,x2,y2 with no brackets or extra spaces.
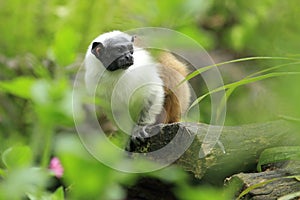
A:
0,0,300,199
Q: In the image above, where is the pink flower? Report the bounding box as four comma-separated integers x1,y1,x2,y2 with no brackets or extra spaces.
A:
49,157,64,178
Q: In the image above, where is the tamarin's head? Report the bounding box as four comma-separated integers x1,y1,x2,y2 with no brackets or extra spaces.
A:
90,31,135,71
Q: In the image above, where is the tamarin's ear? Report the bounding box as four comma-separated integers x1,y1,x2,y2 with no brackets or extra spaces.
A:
91,42,104,58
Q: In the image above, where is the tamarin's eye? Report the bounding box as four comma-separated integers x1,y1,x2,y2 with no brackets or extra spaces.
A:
128,46,134,54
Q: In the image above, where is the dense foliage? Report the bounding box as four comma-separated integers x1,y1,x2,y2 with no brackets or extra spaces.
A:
0,0,300,199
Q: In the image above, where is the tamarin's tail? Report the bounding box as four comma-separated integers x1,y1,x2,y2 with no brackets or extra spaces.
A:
156,52,191,123
157,52,189,77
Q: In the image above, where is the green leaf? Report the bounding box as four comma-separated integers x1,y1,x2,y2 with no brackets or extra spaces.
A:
2,146,33,169
51,187,64,200
27,185,63,200
0,77,35,99
8,168,49,200
257,146,300,172
0,168,5,176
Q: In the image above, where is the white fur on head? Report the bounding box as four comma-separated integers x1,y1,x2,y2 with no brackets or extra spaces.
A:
91,30,131,45
84,31,131,93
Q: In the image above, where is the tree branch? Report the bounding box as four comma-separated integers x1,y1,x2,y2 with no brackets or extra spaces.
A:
129,120,300,182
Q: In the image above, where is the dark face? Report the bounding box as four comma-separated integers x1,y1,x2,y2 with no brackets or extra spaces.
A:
91,36,134,71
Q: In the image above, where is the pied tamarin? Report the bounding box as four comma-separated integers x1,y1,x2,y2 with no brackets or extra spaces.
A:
84,30,190,140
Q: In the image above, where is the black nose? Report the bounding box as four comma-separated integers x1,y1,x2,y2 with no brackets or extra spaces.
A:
125,53,133,62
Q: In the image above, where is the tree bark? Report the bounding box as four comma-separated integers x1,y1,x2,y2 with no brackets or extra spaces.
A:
226,161,300,200
129,120,300,182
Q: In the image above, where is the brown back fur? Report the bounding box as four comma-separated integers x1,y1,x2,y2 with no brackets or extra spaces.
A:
156,52,191,123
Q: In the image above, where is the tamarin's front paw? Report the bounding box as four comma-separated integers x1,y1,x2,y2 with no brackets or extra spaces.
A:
126,125,150,152
133,125,150,143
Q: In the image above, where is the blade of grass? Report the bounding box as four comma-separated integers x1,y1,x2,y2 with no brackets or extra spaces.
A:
184,56,300,83
246,61,300,79
222,61,300,103
237,175,300,200
277,114,300,122
189,72,300,108
278,191,300,200
237,178,278,199
224,61,300,102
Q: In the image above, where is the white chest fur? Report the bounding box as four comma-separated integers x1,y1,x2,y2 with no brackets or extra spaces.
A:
84,47,165,132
